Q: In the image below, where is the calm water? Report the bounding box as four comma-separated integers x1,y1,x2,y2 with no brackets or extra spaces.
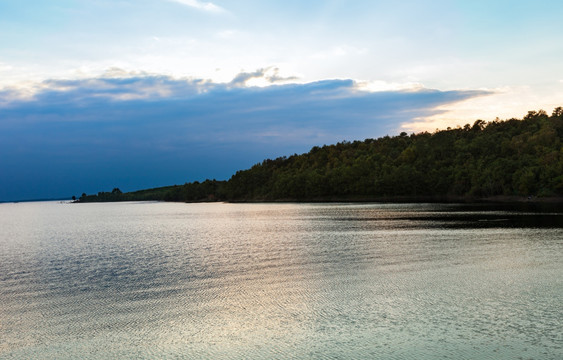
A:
0,201,561,359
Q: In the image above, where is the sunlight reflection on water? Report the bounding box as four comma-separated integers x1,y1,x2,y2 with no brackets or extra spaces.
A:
0,201,561,359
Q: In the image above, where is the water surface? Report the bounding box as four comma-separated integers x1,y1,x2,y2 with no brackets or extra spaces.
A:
0,201,561,359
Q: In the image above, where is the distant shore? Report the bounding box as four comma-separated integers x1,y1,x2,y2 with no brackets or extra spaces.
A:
74,195,563,207
227,195,563,204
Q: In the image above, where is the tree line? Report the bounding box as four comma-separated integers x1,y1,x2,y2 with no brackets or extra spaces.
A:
78,108,563,203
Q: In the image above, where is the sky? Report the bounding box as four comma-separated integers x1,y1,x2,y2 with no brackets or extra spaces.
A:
1,0,562,201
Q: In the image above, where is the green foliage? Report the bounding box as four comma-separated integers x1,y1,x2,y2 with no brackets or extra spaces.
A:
79,109,563,203
223,109,562,201
78,181,226,203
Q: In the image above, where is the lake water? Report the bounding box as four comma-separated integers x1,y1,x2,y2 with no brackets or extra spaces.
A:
0,201,561,359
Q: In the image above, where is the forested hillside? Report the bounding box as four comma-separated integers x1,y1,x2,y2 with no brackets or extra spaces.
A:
79,108,563,203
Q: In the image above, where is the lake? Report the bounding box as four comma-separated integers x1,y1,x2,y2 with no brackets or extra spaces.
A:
0,201,561,359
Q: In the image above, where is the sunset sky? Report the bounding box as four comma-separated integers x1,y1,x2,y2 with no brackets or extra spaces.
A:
1,0,562,201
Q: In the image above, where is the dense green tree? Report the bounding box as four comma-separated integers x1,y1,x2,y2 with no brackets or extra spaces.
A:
79,109,563,203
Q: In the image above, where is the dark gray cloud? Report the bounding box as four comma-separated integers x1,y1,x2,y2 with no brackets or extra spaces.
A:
228,67,298,87
0,74,490,201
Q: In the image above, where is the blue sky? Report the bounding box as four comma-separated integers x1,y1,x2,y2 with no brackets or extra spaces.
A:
1,0,562,200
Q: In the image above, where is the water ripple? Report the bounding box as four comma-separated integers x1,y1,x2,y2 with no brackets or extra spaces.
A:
0,202,561,359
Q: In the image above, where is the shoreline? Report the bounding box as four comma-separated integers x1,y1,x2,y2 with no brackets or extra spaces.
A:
74,195,563,207
228,195,563,204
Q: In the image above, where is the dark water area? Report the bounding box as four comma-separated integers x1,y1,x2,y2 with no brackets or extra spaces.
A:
338,202,563,229
0,201,561,359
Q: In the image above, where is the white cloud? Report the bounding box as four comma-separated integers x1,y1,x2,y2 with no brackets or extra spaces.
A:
357,80,424,92
168,0,225,13
0,62,13,72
